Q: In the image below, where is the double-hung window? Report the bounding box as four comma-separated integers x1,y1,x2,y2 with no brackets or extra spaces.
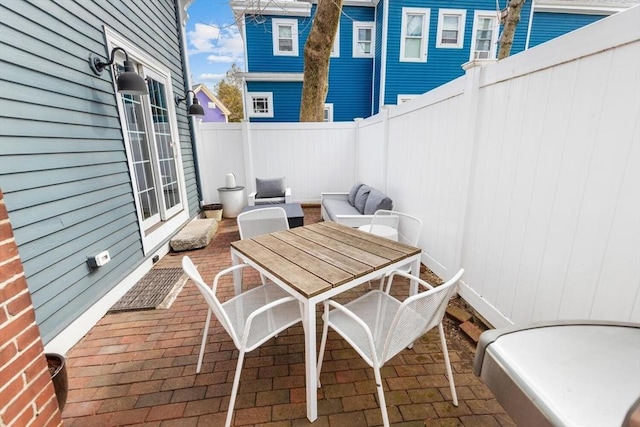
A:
323,104,334,122
353,22,375,58
437,9,466,48
400,8,430,62
247,92,274,118
272,19,298,56
470,11,499,60
106,29,188,254
330,23,340,58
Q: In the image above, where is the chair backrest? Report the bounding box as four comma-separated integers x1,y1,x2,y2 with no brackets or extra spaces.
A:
371,209,422,246
237,207,289,240
382,268,464,363
181,256,241,347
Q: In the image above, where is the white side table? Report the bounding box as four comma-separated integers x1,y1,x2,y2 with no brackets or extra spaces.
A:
217,186,246,218
358,224,399,241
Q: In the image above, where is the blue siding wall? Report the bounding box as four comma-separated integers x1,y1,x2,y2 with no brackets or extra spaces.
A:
244,5,375,121
382,0,532,106
528,12,606,48
247,81,302,122
0,0,198,343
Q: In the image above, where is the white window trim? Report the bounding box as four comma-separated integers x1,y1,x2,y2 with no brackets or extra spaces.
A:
330,23,340,58
104,27,189,255
352,22,375,58
397,94,418,104
469,10,500,61
324,103,334,122
400,8,430,63
436,9,466,49
247,92,274,118
272,18,299,56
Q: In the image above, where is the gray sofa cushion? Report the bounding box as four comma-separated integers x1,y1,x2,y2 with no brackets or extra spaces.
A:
364,189,393,215
348,182,364,206
322,198,361,221
354,185,371,214
256,177,285,198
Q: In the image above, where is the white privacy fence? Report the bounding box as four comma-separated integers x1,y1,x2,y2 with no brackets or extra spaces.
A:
195,7,640,327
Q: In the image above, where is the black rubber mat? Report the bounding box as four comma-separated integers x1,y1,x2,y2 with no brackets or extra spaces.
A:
109,268,185,312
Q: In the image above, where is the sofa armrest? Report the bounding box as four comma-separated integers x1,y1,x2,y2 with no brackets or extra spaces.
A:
284,187,292,204
248,191,257,206
321,192,349,202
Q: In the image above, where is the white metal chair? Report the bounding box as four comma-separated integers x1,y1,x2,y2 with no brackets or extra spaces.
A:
237,206,289,240
317,268,464,427
362,209,423,289
182,256,302,427
237,207,289,288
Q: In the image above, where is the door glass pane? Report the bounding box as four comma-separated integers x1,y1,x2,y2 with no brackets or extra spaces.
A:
147,78,181,213
122,93,159,222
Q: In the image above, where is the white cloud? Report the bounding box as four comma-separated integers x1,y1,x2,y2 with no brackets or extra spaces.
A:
188,23,244,67
198,73,227,82
187,23,221,54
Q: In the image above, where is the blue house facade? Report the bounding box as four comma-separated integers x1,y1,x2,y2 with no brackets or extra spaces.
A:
233,0,637,121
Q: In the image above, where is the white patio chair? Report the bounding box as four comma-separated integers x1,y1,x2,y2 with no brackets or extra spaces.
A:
317,268,464,427
237,206,289,240
182,256,302,427
237,207,289,288
361,209,423,289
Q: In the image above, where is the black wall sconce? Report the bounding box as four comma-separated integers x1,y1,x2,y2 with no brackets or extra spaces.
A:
175,90,205,116
89,47,149,95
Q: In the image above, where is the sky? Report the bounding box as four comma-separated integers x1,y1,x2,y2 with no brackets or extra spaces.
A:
185,0,245,88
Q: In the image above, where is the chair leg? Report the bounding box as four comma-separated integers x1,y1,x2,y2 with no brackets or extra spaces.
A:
226,348,246,427
438,323,458,406
373,364,390,427
316,302,330,387
196,310,212,373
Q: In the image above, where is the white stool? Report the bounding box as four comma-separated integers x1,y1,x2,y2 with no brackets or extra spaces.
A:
358,224,398,241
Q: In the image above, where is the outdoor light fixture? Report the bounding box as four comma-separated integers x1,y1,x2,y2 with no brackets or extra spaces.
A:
175,90,205,116
89,47,149,95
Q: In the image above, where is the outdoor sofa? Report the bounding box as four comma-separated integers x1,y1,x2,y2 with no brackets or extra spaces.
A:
321,182,393,228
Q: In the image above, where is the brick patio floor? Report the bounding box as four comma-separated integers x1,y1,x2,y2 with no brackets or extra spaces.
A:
61,206,515,427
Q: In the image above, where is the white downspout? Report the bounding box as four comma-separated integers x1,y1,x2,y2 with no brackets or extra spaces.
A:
525,0,536,49
378,0,389,114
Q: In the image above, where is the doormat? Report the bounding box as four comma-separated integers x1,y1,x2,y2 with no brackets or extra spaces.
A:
109,268,187,312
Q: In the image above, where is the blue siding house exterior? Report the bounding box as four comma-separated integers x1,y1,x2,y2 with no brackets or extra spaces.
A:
233,0,637,122
0,0,204,353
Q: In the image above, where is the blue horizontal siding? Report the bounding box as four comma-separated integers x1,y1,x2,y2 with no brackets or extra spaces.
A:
382,0,533,106
528,12,606,48
0,0,198,345
247,81,302,122
245,5,375,121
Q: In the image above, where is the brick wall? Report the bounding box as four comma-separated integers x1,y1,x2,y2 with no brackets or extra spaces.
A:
0,189,63,426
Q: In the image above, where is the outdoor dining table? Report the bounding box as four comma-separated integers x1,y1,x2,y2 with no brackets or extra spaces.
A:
230,221,422,422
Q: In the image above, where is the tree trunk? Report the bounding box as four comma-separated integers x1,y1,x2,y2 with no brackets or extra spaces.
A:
498,0,526,60
300,0,342,122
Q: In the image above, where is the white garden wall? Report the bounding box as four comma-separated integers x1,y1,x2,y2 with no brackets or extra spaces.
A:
196,6,640,327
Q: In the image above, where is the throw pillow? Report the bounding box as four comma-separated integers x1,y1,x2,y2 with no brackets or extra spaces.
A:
348,182,364,206
256,177,286,198
364,189,393,215
354,185,371,214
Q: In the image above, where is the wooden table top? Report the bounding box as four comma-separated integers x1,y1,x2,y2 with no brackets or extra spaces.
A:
231,222,421,298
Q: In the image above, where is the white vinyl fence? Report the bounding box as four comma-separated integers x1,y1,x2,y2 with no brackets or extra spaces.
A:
195,7,640,328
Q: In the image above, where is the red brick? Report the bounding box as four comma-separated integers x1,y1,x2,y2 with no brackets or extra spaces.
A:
0,239,19,262
145,402,186,421
0,258,24,283
0,339,18,366
0,219,15,241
